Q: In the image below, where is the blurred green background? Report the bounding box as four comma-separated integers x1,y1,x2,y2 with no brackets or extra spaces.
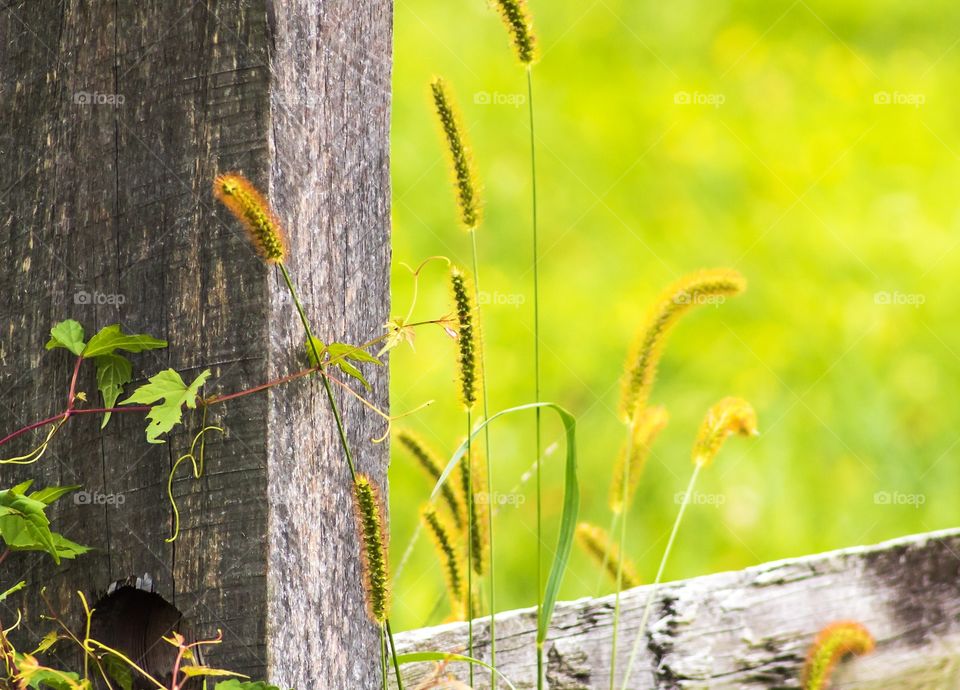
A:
387,0,960,631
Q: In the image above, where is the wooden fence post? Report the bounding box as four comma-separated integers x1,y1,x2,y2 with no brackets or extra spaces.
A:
0,1,391,687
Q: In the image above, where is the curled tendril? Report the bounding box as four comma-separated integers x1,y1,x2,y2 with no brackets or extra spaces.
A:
2,609,22,636
0,417,67,465
166,424,225,543
380,256,453,357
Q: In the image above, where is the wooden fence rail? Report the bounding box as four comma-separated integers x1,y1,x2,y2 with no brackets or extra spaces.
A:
396,528,960,689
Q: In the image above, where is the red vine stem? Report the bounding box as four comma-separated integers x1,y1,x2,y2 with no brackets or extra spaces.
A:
66,355,84,411
202,365,320,405
1,317,452,451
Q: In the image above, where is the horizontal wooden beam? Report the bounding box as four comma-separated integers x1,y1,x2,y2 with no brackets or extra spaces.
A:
395,528,960,688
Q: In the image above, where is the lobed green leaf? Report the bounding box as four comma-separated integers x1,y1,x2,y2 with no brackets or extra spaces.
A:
121,369,211,444
83,324,167,358
45,320,86,356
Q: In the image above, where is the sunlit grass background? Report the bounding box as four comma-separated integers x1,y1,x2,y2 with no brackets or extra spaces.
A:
387,0,960,631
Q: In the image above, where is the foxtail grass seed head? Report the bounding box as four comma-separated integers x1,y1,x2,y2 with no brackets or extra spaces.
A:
431,78,482,230
692,397,758,468
619,268,746,422
421,505,467,621
493,0,537,64
575,522,641,589
608,405,669,515
802,621,875,690
450,267,479,410
458,451,490,576
213,172,287,263
397,430,464,529
352,474,390,623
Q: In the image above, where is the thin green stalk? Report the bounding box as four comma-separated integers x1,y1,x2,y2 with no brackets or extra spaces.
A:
279,262,323,371
278,262,358,481
620,463,702,689
470,229,497,685
526,63,544,690
466,408,476,687
380,625,388,690
279,260,402,690
386,620,405,690
609,421,634,689
321,374,358,482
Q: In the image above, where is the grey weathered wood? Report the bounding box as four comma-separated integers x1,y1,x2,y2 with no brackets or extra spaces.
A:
0,1,390,687
395,528,960,689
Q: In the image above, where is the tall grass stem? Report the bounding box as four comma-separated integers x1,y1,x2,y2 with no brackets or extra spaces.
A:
525,63,545,690
620,463,702,689
470,229,497,685
609,421,634,689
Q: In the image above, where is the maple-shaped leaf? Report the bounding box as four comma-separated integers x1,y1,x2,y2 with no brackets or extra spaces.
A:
121,369,211,444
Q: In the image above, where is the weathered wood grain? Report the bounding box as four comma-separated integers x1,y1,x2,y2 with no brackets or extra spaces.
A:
394,528,960,689
0,2,391,687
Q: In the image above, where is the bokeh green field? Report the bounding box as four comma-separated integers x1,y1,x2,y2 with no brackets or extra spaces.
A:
387,0,960,631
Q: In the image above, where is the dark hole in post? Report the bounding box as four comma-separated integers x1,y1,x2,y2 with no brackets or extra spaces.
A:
89,574,199,690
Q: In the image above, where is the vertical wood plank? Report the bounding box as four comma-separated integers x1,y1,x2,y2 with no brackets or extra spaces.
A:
0,2,391,686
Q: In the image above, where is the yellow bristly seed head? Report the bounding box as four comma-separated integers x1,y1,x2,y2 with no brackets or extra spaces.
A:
352,474,390,623
493,0,537,65
458,451,489,576
802,621,875,690
450,267,479,410
619,268,746,422
692,397,758,468
396,430,464,530
431,78,482,230
213,172,287,263
608,405,669,515
421,505,467,620
575,522,641,590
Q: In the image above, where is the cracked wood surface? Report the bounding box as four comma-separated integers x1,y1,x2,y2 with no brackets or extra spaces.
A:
394,528,960,689
0,2,391,687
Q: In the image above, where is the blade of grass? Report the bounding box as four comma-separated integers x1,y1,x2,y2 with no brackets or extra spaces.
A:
430,402,579,649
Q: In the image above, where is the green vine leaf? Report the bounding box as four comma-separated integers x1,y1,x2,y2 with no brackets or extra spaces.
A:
13,655,85,690
121,369,211,444
95,354,133,429
100,654,134,690
82,324,167,358
45,320,86,357
305,337,381,390
0,484,89,565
